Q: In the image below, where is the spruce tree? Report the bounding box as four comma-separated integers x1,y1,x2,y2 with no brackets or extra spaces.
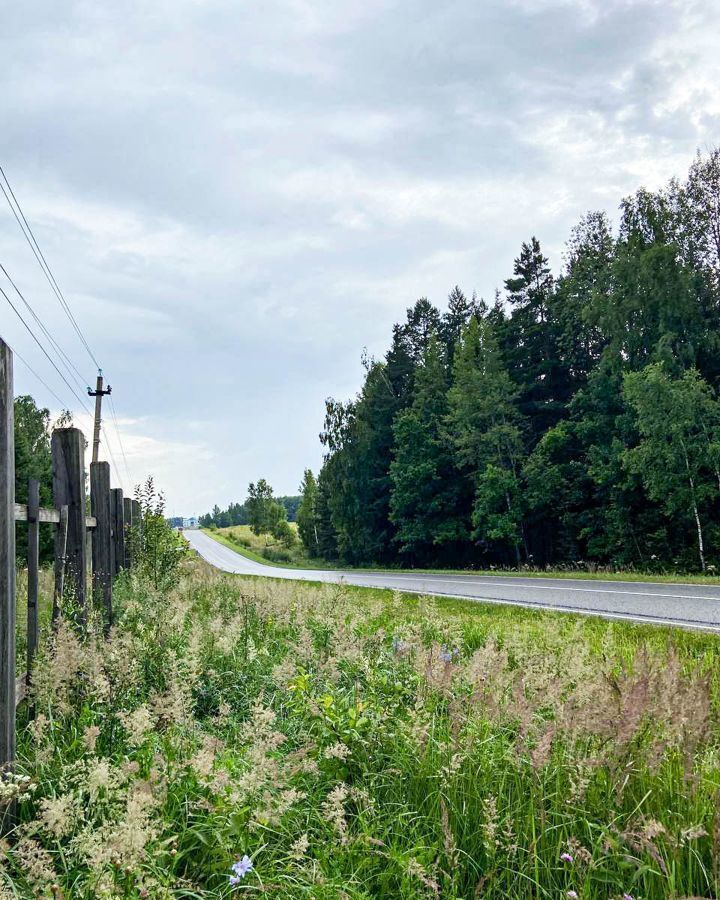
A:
447,317,526,564
390,337,467,563
501,237,568,440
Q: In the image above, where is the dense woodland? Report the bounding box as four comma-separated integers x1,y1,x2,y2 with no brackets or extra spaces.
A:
296,150,720,572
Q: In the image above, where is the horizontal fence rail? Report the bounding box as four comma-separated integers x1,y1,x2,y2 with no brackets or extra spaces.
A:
1,336,140,786
13,504,97,529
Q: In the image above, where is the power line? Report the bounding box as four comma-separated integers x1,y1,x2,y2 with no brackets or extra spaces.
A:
12,345,68,409
108,392,132,486
0,282,93,417
100,422,125,491
0,263,90,395
0,164,101,371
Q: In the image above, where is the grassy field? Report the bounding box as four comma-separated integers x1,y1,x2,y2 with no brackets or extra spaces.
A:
3,554,720,897
207,526,720,585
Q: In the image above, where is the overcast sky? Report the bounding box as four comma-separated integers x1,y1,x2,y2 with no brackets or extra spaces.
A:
1,0,718,516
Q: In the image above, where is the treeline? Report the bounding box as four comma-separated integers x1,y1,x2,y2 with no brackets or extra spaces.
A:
200,494,301,528
297,150,720,572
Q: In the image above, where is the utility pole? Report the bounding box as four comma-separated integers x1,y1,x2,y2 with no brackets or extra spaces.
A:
87,373,112,464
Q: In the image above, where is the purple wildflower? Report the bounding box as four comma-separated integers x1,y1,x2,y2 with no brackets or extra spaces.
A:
560,852,574,864
439,644,459,663
622,895,634,900
392,637,409,655
566,892,579,899
229,855,253,886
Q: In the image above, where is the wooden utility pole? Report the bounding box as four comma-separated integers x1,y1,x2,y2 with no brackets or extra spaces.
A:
0,338,16,769
87,373,112,465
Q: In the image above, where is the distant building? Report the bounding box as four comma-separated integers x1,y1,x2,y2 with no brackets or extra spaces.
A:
183,516,199,529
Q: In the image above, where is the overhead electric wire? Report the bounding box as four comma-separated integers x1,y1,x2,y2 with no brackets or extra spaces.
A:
12,344,69,409
0,164,101,371
0,262,90,394
100,422,125,490
0,165,136,488
108,392,132,486
0,282,94,417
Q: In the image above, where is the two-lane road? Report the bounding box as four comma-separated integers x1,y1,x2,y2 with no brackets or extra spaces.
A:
186,529,720,632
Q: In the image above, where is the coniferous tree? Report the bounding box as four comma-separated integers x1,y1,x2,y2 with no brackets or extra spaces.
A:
440,286,480,370
500,237,568,440
389,337,467,563
447,317,526,564
315,462,339,559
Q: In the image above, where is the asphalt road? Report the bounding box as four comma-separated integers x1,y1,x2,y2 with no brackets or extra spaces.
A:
186,529,720,631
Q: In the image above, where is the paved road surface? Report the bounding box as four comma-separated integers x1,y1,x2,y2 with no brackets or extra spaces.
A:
186,529,720,631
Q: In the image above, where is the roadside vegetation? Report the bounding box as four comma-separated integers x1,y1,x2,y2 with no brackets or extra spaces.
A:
4,544,720,898
204,525,720,585
289,150,720,575
210,523,310,566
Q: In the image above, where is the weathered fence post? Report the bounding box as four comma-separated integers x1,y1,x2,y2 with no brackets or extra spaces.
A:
90,462,112,628
53,506,68,622
52,428,87,621
111,488,124,573
132,499,142,559
123,497,133,568
26,479,40,678
0,339,16,771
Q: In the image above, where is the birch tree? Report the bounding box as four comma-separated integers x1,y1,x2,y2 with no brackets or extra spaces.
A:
623,364,720,571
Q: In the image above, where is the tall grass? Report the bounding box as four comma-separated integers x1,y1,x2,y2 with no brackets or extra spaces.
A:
2,559,719,898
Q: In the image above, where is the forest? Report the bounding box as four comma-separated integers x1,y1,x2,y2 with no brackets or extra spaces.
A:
295,150,720,572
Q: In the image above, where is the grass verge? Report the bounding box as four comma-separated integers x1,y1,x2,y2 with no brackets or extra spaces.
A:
2,558,720,897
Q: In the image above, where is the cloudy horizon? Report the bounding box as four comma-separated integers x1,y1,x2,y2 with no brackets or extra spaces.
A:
1,0,718,516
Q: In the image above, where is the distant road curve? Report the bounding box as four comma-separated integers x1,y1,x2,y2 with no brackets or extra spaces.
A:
185,529,720,632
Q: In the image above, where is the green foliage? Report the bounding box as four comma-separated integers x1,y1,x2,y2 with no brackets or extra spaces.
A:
390,337,467,562
134,476,186,589
200,494,301,529
296,468,320,557
7,559,720,897
245,478,295,549
311,149,720,572
623,364,720,570
13,395,53,564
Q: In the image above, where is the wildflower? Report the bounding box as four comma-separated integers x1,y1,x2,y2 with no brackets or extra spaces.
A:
323,742,350,761
83,724,101,752
680,824,707,842
38,794,75,838
622,894,634,900
438,644,459,663
322,784,349,843
567,892,579,899
289,834,309,860
229,855,253,885
560,852,574,863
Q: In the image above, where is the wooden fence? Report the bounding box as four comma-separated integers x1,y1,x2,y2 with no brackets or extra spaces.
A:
1,337,138,772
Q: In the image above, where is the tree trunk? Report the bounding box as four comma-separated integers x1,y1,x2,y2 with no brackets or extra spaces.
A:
682,440,706,571
505,490,522,567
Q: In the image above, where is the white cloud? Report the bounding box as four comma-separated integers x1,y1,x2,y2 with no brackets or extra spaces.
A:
2,0,719,513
